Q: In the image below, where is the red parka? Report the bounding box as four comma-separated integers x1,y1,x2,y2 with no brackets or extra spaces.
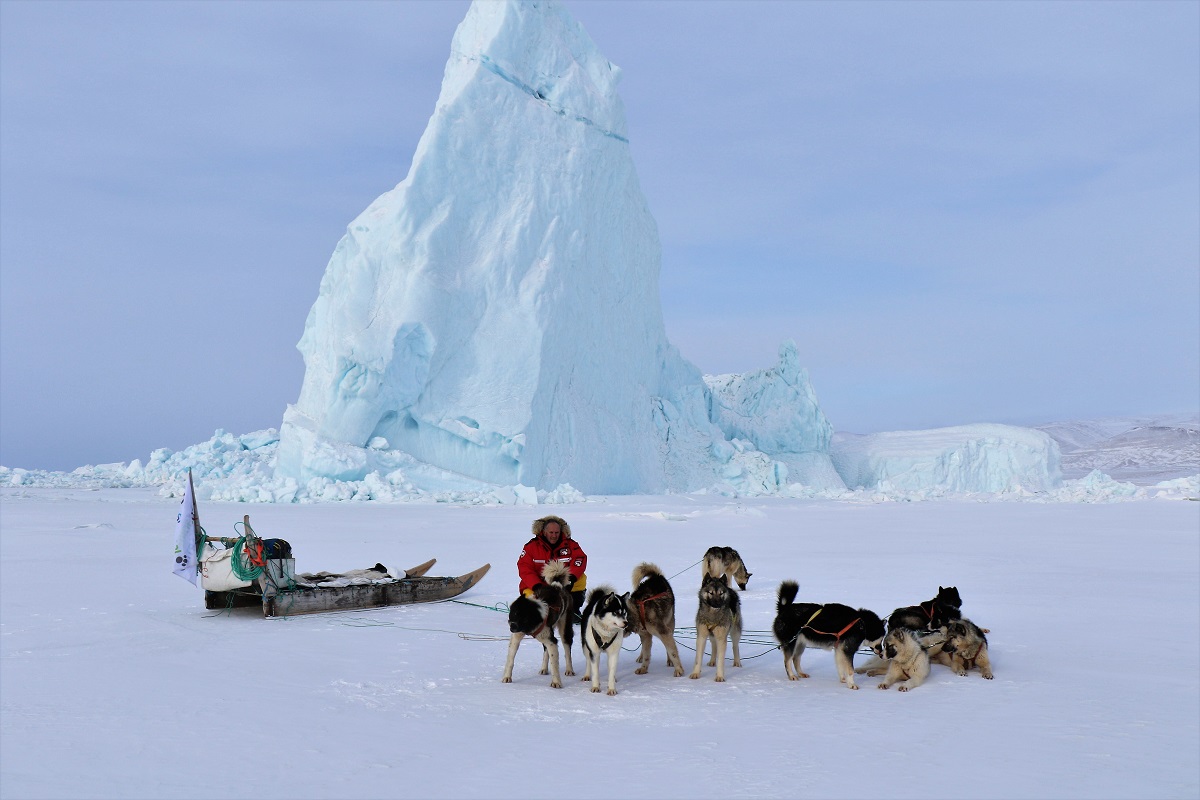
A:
518,515,587,595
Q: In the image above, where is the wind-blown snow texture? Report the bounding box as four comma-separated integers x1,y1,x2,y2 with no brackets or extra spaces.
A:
1,489,1197,799
272,0,1057,497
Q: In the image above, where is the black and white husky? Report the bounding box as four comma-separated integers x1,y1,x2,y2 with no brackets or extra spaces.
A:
772,580,885,690
501,561,574,688
580,585,629,695
886,586,963,632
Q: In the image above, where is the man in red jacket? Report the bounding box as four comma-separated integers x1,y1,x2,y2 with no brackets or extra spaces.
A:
518,515,587,621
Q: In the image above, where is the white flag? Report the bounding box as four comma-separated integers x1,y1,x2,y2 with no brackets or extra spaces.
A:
172,471,199,586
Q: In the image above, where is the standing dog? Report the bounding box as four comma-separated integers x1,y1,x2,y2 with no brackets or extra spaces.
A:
772,581,885,690
628,563,684,677
690,573,743,682
580,585,629,695
501,561,574,688
876,627,933,691
703,546,752,590
887,586,962,631
933,618,993,679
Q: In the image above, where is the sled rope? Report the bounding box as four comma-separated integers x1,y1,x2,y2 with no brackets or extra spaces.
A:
668,558,703,581
447,599,510,613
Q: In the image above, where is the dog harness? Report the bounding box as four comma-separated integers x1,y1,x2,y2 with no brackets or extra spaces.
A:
633,590,670,631
801,607,861,641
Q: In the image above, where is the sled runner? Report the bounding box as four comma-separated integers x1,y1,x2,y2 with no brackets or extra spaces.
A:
199,514,490,618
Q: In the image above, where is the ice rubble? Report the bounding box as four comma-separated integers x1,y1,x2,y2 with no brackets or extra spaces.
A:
4,427,1195,505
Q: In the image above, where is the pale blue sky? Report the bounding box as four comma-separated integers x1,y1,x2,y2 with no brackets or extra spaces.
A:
2,0,1197,471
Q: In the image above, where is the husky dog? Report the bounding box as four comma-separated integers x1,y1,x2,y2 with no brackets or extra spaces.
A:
933,618,993,679
772,581,885,690
887,586,963,631
580,586,630,695
690,573,743,682
876,628,932,692
627,563,684,677
501,561,574,688
703,546,752,590
856,626,951,677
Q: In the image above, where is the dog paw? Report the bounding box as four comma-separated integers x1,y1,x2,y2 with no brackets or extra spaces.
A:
590,685,602,693
673,668,685,678
955,669,967,677
847,683,859,690
539,668,549,675
797,672,810,679
707,658,716,667
787,673,799,681
607,688,618,696
502,677,512,683
635,666,648,675
983,673,994,680
898,685,910,692
564,669,575,677
689,671,701,680
550,680,562,689
733,660,742,667
877,683,889,690
715,675,726,682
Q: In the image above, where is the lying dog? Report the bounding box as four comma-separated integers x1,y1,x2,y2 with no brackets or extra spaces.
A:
628,563,684,677
933,618,993,679
772,581,885,690
876,628,933,692
856,626,950,677
501,561,574,688
580,585,629,695
703,545,752,590
690,573,743,682
887,586,962,631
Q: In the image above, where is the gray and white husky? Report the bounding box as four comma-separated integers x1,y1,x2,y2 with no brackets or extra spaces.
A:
703,545,752,590
580,585,629,695
690,573,743,682
501,561,574,688
932,618,993,679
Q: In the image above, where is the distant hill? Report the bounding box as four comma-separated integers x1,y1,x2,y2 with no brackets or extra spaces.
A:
1036,412,1199,484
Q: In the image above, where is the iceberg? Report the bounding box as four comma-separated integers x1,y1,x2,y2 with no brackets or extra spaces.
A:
276,0,730,494
705,341,845,490
830,424,1063,494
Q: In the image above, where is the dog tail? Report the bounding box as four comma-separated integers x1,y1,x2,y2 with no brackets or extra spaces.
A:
631,562,662,587
777,580,799,610
541,560,571,588
702,552,723,579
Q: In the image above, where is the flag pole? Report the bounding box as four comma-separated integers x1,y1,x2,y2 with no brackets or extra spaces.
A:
189,470,203,561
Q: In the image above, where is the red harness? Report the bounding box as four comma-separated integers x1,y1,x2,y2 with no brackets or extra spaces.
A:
802,607,861,641
634,590,670,629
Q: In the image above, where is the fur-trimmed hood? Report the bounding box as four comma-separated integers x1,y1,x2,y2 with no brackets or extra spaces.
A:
531,515,572,541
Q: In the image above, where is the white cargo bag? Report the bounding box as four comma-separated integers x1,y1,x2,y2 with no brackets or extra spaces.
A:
200,543,253,591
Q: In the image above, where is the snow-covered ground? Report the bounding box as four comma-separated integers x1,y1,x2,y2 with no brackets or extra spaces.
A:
1038,412,1199,484
2,486,1197,799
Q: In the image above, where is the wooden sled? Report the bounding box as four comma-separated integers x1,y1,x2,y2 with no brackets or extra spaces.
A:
200,514,489,618
262,561,491,618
